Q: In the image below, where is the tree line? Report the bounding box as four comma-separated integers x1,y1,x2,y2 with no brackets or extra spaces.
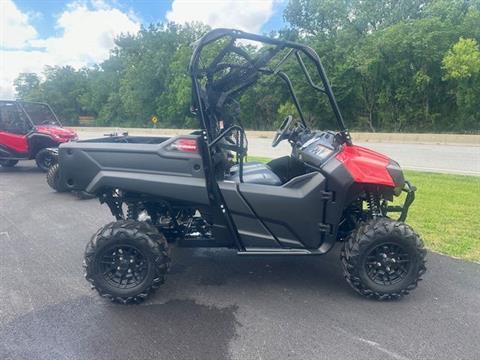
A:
14,0,480,133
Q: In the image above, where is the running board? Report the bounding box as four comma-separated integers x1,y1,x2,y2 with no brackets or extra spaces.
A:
178,236,231,248
237,248,326,255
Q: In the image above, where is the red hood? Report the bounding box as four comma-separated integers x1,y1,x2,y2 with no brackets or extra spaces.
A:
336,144,396,187
35,125,78,142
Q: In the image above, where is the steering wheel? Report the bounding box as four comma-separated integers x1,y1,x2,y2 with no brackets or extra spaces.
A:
272,115,293,147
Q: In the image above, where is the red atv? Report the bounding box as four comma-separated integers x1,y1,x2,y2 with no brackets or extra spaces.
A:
0,100,78,171
57,29,427,303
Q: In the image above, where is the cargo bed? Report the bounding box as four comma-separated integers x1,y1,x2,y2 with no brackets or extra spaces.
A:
58,135,209,205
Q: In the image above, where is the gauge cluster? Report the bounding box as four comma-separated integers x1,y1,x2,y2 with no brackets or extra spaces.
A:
297,131,340,167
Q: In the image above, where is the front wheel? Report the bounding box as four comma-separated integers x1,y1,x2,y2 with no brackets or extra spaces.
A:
46,163,67,192
35,148,56,172
341,218,426,300
84,220,170,304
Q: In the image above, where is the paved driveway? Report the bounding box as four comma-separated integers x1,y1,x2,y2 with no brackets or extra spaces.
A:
0,163,479,359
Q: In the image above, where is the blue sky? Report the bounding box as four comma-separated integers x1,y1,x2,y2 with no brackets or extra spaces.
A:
1,0,288,98
13,0,288,39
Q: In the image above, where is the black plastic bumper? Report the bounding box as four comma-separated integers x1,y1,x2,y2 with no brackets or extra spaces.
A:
386,181,416,222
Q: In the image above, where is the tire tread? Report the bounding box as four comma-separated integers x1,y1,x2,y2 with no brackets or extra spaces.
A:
84,220,170,304
341,218,426,300
46,163,67,192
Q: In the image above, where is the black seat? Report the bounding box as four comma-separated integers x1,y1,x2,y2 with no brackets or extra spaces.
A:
226,162,282,186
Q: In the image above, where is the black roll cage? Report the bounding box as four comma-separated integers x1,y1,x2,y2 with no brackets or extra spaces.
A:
189,28,349,143
188,29,351,251
0,100,61,135
16,100,62,128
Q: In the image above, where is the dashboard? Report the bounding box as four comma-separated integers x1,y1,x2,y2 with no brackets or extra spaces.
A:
295,131,340,168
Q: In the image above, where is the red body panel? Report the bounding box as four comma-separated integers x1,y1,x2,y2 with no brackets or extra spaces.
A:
336,144,395,187
0,126,77,157
35,125,78,142
0,131,29,154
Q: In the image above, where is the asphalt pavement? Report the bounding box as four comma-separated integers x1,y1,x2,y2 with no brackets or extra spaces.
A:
0,162,479,360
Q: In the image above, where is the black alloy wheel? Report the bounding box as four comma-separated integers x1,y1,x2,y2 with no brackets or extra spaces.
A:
99,245,149,290
341,218,426,300
364,242,411,286
84,220,170,304
35,149,56,172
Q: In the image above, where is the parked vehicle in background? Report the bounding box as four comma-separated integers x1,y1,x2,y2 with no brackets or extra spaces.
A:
0,100,77,171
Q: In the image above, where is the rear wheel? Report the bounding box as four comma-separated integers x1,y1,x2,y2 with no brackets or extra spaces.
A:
84,220,170,304
0,159,19,167
46,163,67,192
341,218,426,300
35,149,56,172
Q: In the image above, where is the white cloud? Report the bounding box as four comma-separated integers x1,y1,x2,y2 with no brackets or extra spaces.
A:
166,0,275,33
0,0,38,48
0,50,53,98
31,2,140,65
0,0,140,99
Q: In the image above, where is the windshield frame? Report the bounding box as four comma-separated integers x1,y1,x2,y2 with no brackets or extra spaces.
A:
17,101,62,127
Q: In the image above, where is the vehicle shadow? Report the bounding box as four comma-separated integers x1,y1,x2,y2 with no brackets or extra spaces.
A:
163,246,353,298
0,162,44,174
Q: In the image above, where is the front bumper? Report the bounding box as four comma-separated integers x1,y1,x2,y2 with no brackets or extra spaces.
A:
385,181,416,222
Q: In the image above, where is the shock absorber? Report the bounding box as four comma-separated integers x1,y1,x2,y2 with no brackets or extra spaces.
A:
367,192,382,218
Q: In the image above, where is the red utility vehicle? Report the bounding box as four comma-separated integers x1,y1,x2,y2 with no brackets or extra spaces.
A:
55,29,426,303
0,100,77,171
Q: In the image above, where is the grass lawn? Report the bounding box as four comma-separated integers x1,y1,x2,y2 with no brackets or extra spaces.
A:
402,171,480,262
248,156,480,262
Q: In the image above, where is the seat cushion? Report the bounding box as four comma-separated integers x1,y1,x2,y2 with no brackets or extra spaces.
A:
226,162,282,186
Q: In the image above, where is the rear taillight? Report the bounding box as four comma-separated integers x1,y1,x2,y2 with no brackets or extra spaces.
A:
168,138,198,153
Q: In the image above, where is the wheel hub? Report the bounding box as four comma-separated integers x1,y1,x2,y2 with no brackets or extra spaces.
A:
44,156,53,167
365,243,411,286
99,246,148,289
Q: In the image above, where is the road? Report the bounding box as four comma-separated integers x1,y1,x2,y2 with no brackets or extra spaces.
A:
248,138,480,176
78,130,480,176
1,164,479,360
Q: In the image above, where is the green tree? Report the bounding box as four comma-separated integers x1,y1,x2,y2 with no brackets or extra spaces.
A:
14,73,41,100
40,66,88,125
11,2,480,133
443,37,480,130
